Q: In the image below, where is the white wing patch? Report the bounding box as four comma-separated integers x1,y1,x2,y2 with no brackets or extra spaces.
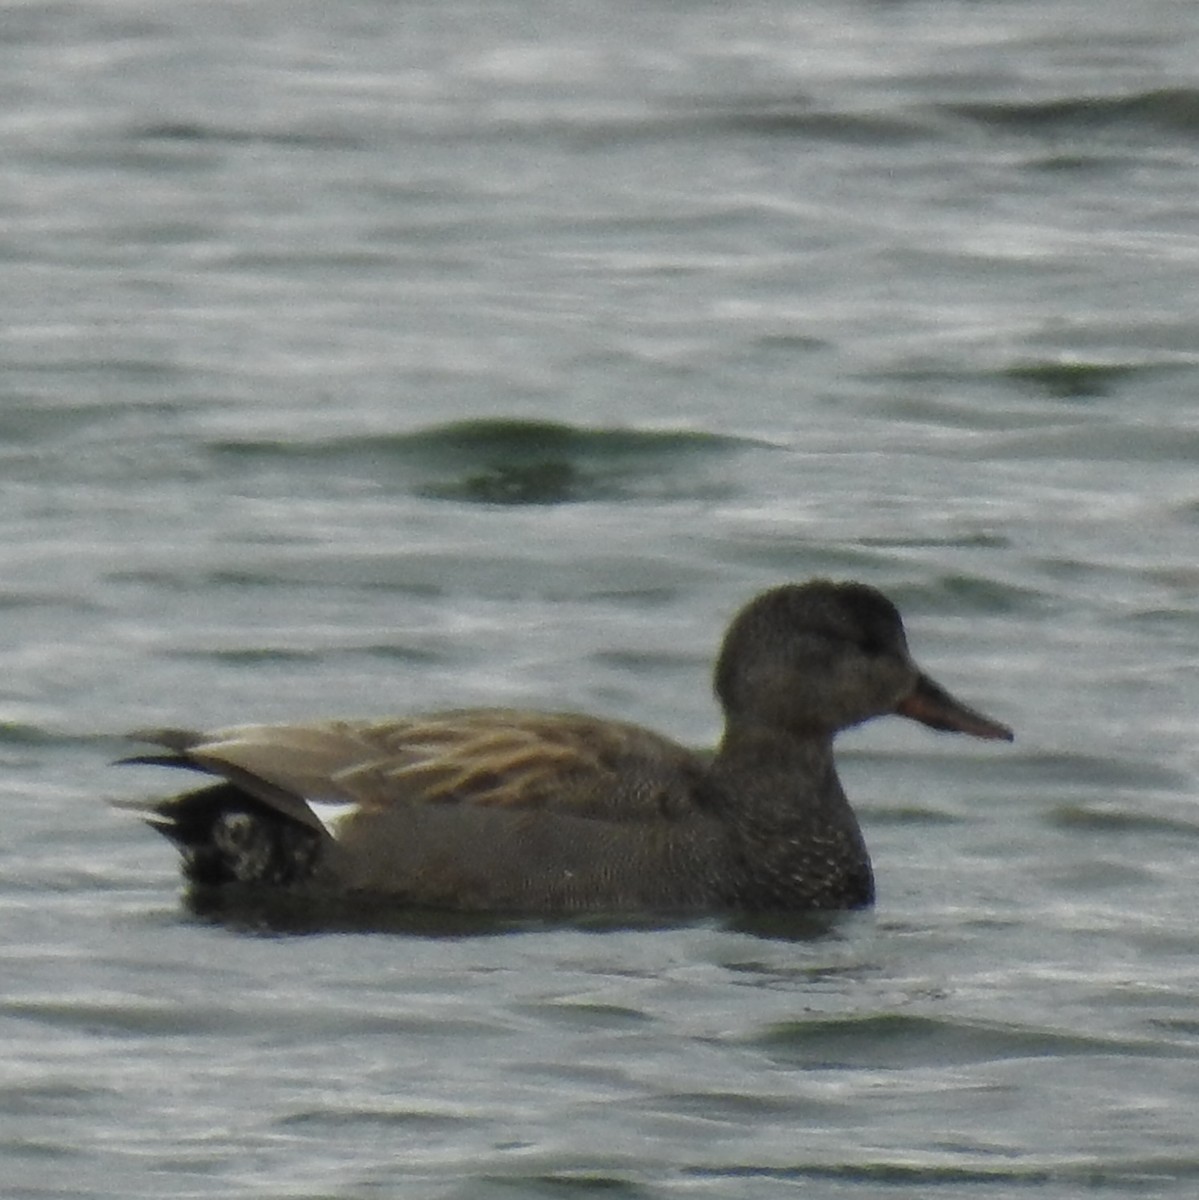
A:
306,799,360,837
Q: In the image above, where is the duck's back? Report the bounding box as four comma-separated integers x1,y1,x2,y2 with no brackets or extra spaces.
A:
132,710,734,912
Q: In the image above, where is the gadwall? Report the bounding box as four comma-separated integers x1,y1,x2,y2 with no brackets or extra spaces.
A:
124,580,1012,915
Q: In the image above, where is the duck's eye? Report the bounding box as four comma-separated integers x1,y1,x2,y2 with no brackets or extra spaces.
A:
832,584,903,659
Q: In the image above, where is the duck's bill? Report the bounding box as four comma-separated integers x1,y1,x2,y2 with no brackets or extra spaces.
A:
896,672,1013,741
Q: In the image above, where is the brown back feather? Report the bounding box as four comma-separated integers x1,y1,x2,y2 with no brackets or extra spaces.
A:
132,710,707,825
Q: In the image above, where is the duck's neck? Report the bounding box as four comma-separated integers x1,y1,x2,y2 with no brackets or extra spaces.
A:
710,723,874,910
716,721,836,780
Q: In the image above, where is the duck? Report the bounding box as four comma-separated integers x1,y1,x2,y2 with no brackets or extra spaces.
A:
123,579,1012,917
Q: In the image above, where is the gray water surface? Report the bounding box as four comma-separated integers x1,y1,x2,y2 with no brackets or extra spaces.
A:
3,1,1199,1197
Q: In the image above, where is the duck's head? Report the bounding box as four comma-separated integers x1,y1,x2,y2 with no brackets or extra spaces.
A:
714,580,1013,742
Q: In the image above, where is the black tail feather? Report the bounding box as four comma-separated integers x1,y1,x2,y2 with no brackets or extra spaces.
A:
115,752,211,770
147,783,320,887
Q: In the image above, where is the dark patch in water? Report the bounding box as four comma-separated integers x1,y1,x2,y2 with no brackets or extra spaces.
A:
478,1174,653,1198
859,532,1009,551
1149,1017,1199,1038
428,460,585,505
890,574,1043,616
589,649,701,674
1026,151,1128,172
712,106,931,145
513,1000,652,1030
208,418,764,506
749,1012,1181,1068
866,805,964,828
947,87,1199,137
165,646,322,666
0,1081,105,1118
1120,607,1199,636
0,722,77,749
1047,805,1199,839
129,119,360,150
278,1106,474,1131
1008,753,1187,792
683,1161,1146,1187
1004,361,1139,399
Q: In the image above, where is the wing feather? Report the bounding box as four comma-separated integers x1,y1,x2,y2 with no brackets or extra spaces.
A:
128,709,706,826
